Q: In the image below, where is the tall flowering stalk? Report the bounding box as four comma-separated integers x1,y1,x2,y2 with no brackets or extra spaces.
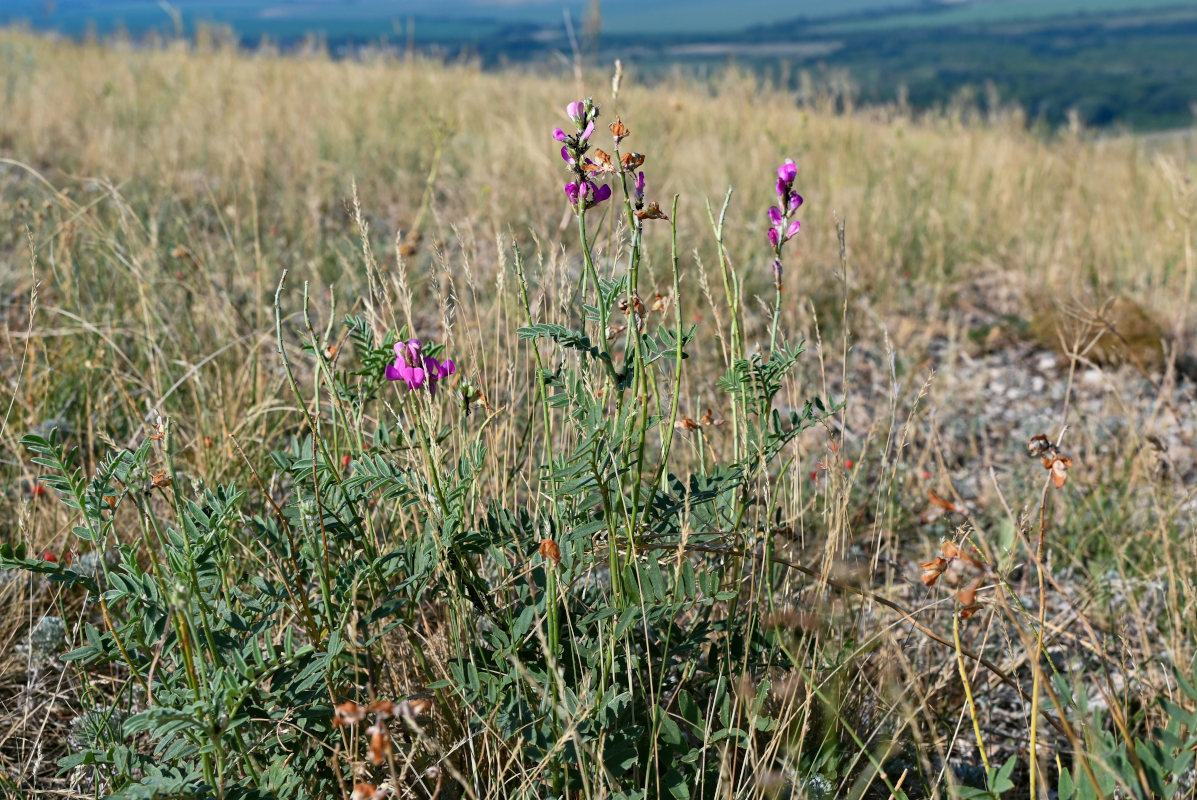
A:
380,333,493,621
549,100,672,619
766,158,803,353
554,98,616,348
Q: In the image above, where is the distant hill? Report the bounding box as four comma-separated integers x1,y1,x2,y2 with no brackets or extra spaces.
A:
3,0,1196,130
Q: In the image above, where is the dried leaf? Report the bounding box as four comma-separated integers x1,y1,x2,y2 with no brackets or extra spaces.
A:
332,700,367,727
1027,433,1055,458
958,603,984,620
941,540,986,570
539,539,561,565
955,576,984,607
920,557,948,587
928,489,964,514
399,696,433,719
635,201,669,221
584,149,617,176
609,116,629,141
1049,456,1073,489
367,699,395,718
367,723,392,766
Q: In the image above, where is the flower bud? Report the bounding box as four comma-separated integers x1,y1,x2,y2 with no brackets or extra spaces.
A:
778,158,797,183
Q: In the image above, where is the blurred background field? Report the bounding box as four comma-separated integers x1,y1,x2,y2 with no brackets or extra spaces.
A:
1,4,1196,797
5,0,1197,129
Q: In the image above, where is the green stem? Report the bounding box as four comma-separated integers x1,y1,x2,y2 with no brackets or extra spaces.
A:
655,197,684,492
707,189,743,460
513,243,554,465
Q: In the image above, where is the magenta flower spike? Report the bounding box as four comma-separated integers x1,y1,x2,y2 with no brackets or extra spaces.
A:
778,159,797,183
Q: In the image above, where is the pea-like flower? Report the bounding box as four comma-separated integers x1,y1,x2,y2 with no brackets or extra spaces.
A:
778,158,798,184
565,180,611,210
385,339,455,396
386,339,426,389
426,356,455,397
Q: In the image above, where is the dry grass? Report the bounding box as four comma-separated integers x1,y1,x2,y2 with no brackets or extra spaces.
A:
1,28,1195,798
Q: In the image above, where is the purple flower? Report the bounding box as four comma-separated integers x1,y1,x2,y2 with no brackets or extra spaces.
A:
567,101,585,122
553,128,567,141
772,259,783,285
426,358,455,396
776,177,788,201
386,338,456,395
786,219,801,239
788,191,803,212
580,120,594,141
565,180,611,211
768,206,783,226
386,339,428,389
560,145,574,165
767,227,780,249
778,159,797,183
634,171,646,205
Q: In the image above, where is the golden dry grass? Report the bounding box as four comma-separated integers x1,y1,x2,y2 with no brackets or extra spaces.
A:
1,28,1196,798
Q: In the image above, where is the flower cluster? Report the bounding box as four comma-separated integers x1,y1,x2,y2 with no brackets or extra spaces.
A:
555,98,612,213
385,339,455,396
767,158,804,289
920,540,988,620
333,696,432,769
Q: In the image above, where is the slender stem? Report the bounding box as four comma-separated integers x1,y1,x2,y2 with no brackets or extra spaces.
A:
707,188,742,459
655,197,684,491
769,283,783,355
513,243,554,465
954,614,990,772
577,210,616,385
